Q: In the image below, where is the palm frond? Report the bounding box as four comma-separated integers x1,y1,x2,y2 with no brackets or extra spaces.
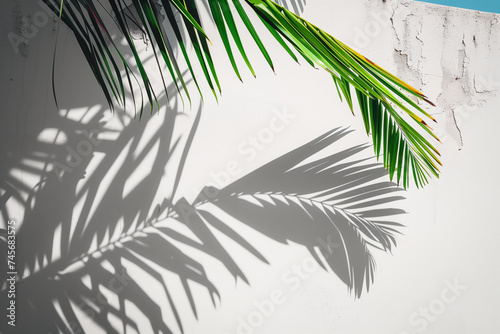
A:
42,0,439,187
244,0,441,188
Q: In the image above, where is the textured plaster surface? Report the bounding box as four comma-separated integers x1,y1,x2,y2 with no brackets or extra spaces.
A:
1,1,499,333
358,0,499,149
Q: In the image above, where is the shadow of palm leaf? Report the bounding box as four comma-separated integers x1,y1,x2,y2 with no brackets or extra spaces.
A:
17,231,220,334
1,88,228,332
2,107,405,333
275,0,307,13
188,127,405,298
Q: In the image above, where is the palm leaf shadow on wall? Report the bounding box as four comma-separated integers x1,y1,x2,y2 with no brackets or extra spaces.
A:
275,0,307,13
1,101,404,333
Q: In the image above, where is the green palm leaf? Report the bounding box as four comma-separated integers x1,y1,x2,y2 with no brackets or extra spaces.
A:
43,0,441,187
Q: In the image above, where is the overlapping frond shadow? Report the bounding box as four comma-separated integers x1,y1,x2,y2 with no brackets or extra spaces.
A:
0,84,221,333
1,110,405,333
0,102,225,333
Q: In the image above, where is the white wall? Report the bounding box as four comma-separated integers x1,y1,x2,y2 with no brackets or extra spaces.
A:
1,0,499,333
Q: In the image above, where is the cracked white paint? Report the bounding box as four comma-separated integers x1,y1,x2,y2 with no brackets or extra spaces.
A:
358,0,499,149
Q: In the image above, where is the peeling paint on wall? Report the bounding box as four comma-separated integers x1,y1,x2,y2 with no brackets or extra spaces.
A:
361,0,499,149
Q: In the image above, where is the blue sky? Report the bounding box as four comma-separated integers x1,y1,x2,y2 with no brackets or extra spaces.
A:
415,0,500,13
